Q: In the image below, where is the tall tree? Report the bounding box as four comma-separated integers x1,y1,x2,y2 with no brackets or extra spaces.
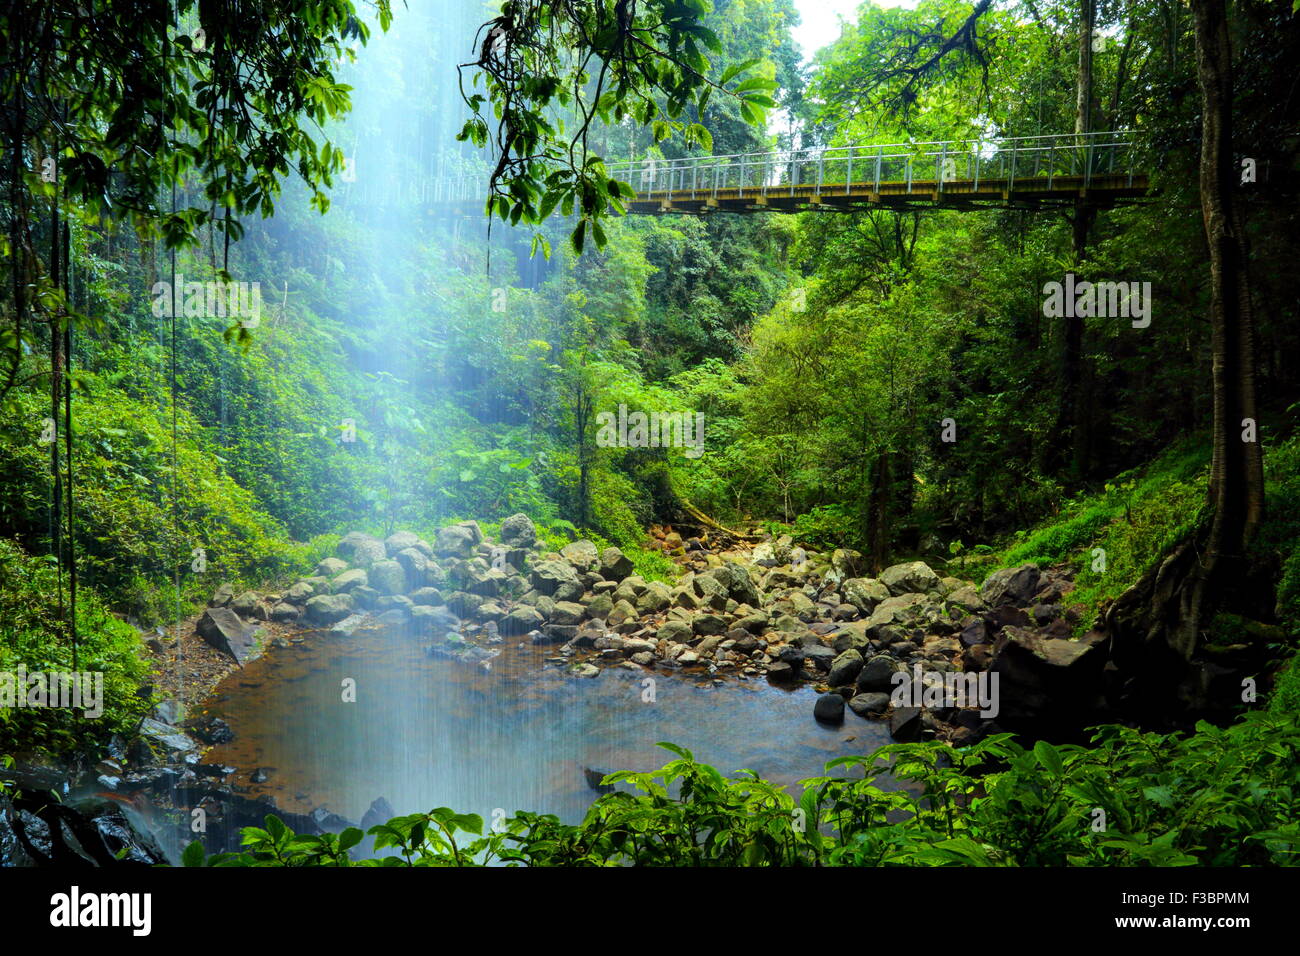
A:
1106,0,1265,704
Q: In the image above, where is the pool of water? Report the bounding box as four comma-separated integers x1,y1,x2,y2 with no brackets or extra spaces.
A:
200,622,897,827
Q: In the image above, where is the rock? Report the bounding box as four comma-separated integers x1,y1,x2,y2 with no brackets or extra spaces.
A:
802,643,837,671
766,661,796,682
607,599,638,627
980,564,1043,608
960,619,991,646
657,619,694,644
550,601,586,626
139,718,200,757
946,585,986,614
889,707,923,741
315,557,348,578
831,549,864,579
692,613,728,637
332,568,369,593
570,663,600,679
585,592,614,620
394,547,429,587
189,715,235,745
842,577,891,614
560,540,599,571
599,547,635,580
635,582,672,614
692,575,730,610
330,613,371,638
285,580,317,604
270,601,300,623
208,583,235,608
435,523,479,558
499,513,537,548
880,561,940,596
384,531,421,555
304,593,355,626
990,626,1108,724
828,649,865,686
231,590,263,619
814,693,846,723
848,692,892,717
409,587,444,606
197,608,261,664
856,655,901,692
337,532,387,567
531,559,581,596
368,560,407,596
868,592,940,630
410,605,461,638
500,605,545,636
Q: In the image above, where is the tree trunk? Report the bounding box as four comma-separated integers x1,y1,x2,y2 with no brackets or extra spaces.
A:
865,452,891,574
1105,0,1265,706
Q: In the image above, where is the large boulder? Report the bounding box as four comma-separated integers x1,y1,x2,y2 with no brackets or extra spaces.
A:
304,593,355,626
560,540,599,571
368,560,408,597
336,532,386,567
197,608,261,665
991,626,1109,725
842,577,890,614
531,560,581,596
314,557,348,578
867,592,941,630
828,649,865,687
831,549,865,579
393,547,429,587
813,693,846,724
856,655,903,693
331,568,368,593
500,606,544,636
880,561,940,596
599,547,635,581
435,523,479,558
499,513,537,548
384,531,421,556
980,564,1043,608
635,582,673,614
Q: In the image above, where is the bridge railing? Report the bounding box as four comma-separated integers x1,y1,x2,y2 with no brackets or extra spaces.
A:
605,131,1139,200
393,131,1140,209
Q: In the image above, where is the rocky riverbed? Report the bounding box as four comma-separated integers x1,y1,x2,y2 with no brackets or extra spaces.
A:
193,514,1112,745
3,514,1115,864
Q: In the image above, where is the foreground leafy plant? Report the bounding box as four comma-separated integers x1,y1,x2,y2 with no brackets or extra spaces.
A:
183,709,1300,868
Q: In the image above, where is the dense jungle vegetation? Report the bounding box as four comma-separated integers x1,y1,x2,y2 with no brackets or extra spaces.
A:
1,0,1297,866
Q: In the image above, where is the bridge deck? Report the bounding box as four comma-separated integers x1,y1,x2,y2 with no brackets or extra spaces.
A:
626,173,1148,214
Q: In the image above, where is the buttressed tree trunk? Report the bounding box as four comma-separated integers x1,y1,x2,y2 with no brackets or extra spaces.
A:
1105,0,1264,706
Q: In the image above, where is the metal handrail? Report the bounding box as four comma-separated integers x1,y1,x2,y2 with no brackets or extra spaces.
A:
351,130,1142,206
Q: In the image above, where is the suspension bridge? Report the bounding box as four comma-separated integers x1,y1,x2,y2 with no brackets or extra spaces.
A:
343,131,1148,216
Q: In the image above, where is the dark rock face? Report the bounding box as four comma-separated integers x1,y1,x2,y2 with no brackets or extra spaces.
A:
0,793,167,866
990,626,1110,730
813,693,846,724
197,607,261,664
980,564,1042,608
499,513,538,548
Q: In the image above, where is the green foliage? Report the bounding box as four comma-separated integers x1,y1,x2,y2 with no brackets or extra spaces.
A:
0,538,149,753
189,708,1300,867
